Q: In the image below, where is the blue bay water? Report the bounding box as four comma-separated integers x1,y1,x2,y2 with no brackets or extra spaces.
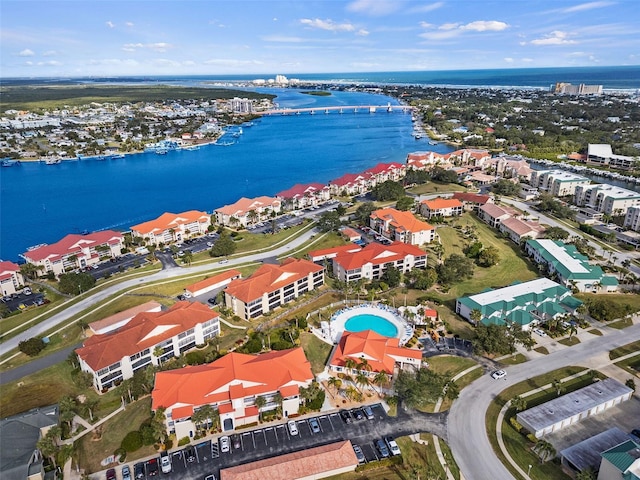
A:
0,89,453,261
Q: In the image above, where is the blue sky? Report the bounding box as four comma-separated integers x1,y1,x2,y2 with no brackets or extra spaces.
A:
2,0,639,77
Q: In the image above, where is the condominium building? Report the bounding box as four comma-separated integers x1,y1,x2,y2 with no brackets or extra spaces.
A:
363,162,406,183
623,206,640,232
0,261,24,296
229,97,253,114
224,258,324,320
131,210,211,247
456,278,581,329
332,241,427,283
530,169,591,197
587,144,638,170
477,203,518,229
420,197,463,219
22,230,124,277
574,183,640,216
498,217,545,244
525,239,618,292
152,347,314,437
328,172,369,196
76,301,220,392
275,183,330,210
215,196,281,228
552,83,603,95
370,208,435,245
452,192,493,211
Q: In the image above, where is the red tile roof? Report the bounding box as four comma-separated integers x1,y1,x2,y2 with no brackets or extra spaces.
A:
185,269,242,294
220,440,358,480
452,192,491,204
275,183,327,199
333,241,426,271
225,258,322,303
131,211,209,235
88,301,162,334
363,162,405,175
421,198,463,210
77,302,218,371
329,173,366,187
307,244,362,261
23,230,123,262
0,261,20,274
340,227,362,240
370,208,434,234
479,203,518,218
152,348,313,411
216,197,280,216
501,217,545,236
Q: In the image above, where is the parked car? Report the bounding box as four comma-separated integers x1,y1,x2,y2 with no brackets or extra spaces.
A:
352,444,366,464
309,417,321,433
339,409,352,424
385,436,401,456
207,297,217,305
121,465,131,480
134,463,145,479
146,458,159,476
532,328,547,337
23,287,32,295
106,469,116,480
491,370,507,380
160,451,171,474
220,435,230,453
363,405,374,420
288,420,299,436
183,291,192,298
177,294,186,301
185,446,196,463
375,439,390,458
351,408,364,420
231,434,241,449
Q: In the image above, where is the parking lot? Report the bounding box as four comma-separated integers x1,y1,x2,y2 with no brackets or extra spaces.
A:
247,200,344,235
1,290,46,313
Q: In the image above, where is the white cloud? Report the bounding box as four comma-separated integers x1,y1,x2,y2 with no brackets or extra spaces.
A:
420,20,509,41
300,18,356,32
439,23,459,31
409,2,444,13
530,31,577,45
419,22,434,29
125,22,134,27
461,21,508,32
504,57,514,63
203,58,264,68
18,48,35,56
346,0,399,16
106,21,115,28
122,42,172,52
262,35,306,43
357,29,369,36
560,1,614,13
37,60,62,66
42,50,57,56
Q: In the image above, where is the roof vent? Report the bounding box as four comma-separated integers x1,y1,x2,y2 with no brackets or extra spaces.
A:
547,409,554,414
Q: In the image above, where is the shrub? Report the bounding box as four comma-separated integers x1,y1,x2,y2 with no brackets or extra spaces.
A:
139,423,157,445
114,448,126,462
18,337,46,357
526,434,538,444
121,431,143,452
509,417,523,433
177,436,191,447
185,350,206,365
164,438,173,450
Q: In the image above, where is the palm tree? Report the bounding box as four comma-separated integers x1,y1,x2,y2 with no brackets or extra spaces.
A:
552,379,563,397
372,371,389,395
355,372,370,393
469,309,482,325
533,439,556,463
344,358,357,374
345,385,359,401
357,357,372,373
247,210,259,225
511,395,527,412
255,395,267,421
182,250,193,266
327,377,342,399
568,324,578,340
36,425,61,468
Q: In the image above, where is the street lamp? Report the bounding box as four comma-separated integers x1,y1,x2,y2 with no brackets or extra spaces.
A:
528,464,532,477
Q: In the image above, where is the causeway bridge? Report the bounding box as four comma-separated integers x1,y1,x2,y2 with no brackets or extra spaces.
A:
257,104,414,116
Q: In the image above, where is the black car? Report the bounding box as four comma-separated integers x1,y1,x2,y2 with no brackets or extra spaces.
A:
134,463,145,480
185,446,196,463
146,458,159,476
207,297,217,305
339,409,352,424
351,408,364,420
177,294,186,301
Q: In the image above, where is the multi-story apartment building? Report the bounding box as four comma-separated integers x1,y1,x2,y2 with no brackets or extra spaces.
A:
76,301,220,392
224,258,324,320
362,162,407,183
328,172,369,196
623,206,640,232
22,230,124,277
586,144,638,170
215,196,281,228
276,183,331,210
0,261,25,296
477,203,518,229
369,208,435,245
574,184,640,216
498,217,545,245
331,241,427,283
130,210,211,247
530,169,591,197
420,198,463,219
152,347,314,438
229,97,253,114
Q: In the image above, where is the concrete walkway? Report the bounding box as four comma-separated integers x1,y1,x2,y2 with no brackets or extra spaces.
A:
63,404,125,445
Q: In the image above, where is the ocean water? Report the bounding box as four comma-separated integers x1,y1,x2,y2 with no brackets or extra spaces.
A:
0,89,452,261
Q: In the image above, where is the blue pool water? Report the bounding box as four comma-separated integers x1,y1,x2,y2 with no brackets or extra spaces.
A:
344,314,398,338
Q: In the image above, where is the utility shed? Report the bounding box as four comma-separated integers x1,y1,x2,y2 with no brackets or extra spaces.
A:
517,378,633,439
560,427,631,474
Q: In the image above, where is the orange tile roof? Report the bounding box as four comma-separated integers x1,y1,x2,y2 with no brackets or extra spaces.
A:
421,198,463,210
340,227,362,240
479,203,518,218
215,196,280,216
330,330,421,374
0,261,20,274
172,405,194,420
131,211,210,236
185,269,242,294
370,208,434,234
333,241,427,271
278,384,300,398
452,192,491,204
88,301,162,334
225,258,322,303
76,302,218,371
501,217,545,236
152,348,313,411
23,230,123,262
220,440,358,480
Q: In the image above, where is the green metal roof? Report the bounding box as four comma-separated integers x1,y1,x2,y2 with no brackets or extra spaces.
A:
601,276,619,286
600,439,640,475
505,310,534,326
561,296,583,309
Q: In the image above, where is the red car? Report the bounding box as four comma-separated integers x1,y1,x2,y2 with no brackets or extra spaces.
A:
106,469,116,480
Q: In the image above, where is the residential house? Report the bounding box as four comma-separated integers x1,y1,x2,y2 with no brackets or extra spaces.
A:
88,301,162,335
215,197,281,228
525,239,619,292
452,192,493,211
22,230,124,277
0,405,59,480
598,439,640,480
184,269,242,298
498,217,545,244
574,184,640,216
530,169,591,197
76,302,220,391
456,277,581,329
328,329,422,376
332,241,427,283
420,198,463,219
152,348,314,437
275,183,330,210
0,261,24,296
339,227,362,243
131,211,211,246
224,258,324,320
370,208,435,245
477,203,518,228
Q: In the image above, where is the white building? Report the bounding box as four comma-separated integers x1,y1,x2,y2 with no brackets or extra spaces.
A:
624,206,640,232
530,169,591,197
587,144,638,170
574,183,640,216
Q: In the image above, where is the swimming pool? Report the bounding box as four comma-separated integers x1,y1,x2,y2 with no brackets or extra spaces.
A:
345,314,399,337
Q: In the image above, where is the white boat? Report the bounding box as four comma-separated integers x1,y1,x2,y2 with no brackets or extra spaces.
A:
44,157,61,165
185,145,200,151
110,153,125,159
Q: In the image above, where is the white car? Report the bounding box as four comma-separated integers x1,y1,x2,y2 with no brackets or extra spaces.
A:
491,370,507,380
385,436,401,456
287,420,298,436
160,452,171,474
219,435,230,453
533,328,547,337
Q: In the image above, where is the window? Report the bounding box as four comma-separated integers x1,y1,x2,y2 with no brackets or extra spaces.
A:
129,348,150,362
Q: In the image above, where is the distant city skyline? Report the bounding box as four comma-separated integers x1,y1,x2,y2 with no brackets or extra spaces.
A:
2,0,639,78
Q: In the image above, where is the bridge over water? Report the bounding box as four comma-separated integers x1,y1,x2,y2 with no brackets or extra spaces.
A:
257,104,414,116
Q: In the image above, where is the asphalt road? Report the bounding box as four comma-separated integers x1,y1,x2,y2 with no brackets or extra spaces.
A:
0,227,320,357
448,321,640,480
0,342,82,385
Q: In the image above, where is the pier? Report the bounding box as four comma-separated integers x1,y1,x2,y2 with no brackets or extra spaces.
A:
257,104,414,116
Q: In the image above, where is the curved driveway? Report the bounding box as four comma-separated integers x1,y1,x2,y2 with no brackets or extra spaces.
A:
449,322,640,480
0,228,319,357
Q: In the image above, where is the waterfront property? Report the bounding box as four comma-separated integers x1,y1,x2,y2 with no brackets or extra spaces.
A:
0,261,24,296
328,172,369,196
530,169,591,197
331,241,427,283
0,404,59,480
22,230,124,277
525,239,619,292
224,258,324,320
574,183,640,216
76,301,220,392
419,197,463,219
362,161,407,184
369,208,435,245
455,277,581,329
215,196,282,228
130,210,211,247
498,217,545,244
516,378,633,439
598,439,640,480
88,300,163,335
152,347,314,437
184,269,242,298
275,183,330,210
219,440,359,480
587,143,638,171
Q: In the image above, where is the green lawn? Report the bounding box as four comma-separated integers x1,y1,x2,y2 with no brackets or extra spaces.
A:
534,346,549,355
587,329,603,336
300,332,333,374
500,353,528,365
614,355,640,377
608,317,634,329
558,337,581,346
427,355,478,377
407,182,467,196
610,340,640,360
